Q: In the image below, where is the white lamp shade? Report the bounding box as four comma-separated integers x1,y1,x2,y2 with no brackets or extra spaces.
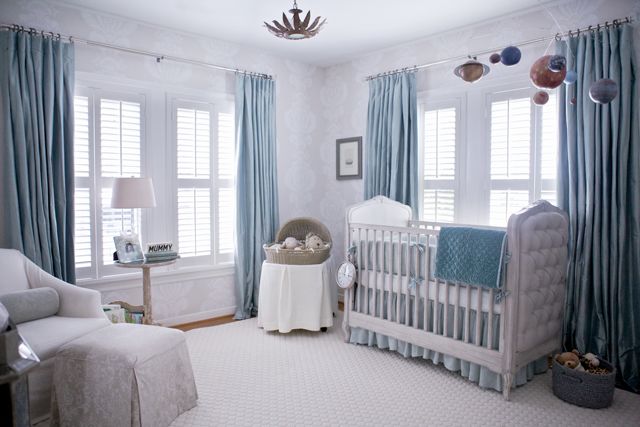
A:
110,177,157,208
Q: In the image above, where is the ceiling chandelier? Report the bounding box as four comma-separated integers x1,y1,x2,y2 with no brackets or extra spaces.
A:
264,0,326,40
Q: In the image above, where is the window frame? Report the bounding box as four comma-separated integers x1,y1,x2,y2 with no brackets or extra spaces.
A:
417,76,559,228
484,87,558,225
74,85,148,280
168,94,235,268
418,95,466,223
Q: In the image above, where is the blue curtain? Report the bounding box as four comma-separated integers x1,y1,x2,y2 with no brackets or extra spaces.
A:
0,31,76,283
234,74,279,320
557,25,640,392
364,72,418,217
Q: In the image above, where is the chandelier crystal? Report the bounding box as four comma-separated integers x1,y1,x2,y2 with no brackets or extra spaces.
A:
264,0,326,40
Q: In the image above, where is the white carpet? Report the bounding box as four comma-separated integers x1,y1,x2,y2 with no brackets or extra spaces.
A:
172,315,640,427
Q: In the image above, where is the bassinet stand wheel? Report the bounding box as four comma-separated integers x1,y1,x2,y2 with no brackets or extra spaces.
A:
321,327,328,332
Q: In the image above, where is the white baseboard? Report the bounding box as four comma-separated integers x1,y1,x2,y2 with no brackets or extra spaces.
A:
159,306,236,327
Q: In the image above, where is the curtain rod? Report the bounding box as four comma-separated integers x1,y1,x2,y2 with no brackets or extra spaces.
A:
365,16,634,81
0,23,273,80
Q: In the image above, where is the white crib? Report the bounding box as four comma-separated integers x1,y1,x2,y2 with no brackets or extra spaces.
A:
341,196,569,400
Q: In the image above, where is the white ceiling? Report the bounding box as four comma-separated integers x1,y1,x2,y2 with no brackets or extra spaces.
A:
57,0,551,66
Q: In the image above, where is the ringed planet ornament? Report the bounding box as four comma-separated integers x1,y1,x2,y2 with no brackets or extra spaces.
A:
453,59,490,83
570,97,577,105
589,79,618,104
500,46,521,66
530,55,566,89
564,70,578,84
489,53,501,64
548,55,566,72
533,91,550,105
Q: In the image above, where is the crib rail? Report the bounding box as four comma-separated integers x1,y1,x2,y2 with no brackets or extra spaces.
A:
348,222,501,353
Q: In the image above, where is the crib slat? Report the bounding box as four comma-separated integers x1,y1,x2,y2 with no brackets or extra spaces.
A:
356,228,362,314
465,284,471,343
453,282,460,340
395,231,401,324
379,231,384,319
413,233,419,329
404,232,410,327
475,286,482,346
371,229,377,318
444,281,450,337
386,231,392,321
423,241,430,332
365,228,371,316
487,288,494,349
434,278,440,334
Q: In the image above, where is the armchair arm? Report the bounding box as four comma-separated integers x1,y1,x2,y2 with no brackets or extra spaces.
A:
24,259,107,319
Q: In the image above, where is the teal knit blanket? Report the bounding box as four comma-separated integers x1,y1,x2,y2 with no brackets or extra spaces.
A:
434,227,507,289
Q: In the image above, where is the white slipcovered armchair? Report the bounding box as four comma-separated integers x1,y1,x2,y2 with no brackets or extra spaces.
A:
0,249,110,421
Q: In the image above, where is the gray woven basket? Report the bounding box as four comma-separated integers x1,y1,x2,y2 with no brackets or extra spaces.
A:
264,217,332,265
552,357,616,409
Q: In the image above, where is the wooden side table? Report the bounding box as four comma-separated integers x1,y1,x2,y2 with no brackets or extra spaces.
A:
114,258,177,325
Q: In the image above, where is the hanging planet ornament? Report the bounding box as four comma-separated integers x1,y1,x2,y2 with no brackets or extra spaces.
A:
530,55,566,89
548,55,566,72
489,53,501,64
564,70,577,84
453,59,490,83
589,79,618,104
532,91,550,105
500,46,521,66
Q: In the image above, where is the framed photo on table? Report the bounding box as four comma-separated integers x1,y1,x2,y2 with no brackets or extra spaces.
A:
114,233,144,263
336,136,362,180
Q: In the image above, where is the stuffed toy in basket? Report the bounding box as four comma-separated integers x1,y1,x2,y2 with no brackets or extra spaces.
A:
263,217,332,265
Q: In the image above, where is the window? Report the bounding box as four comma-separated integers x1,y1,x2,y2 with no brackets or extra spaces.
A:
422,105,458,223
418,86,559,227
173,100,234,264
73,89,145,279
488,90,558,226
73,85,235,281
176,107,212,258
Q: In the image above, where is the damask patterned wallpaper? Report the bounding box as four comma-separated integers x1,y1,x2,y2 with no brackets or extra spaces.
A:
1,0,637,323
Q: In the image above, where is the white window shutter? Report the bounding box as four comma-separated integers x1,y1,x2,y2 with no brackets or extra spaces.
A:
490,98,531,180
74,96,90,178
489,190,529,227
423,107,456,222
176,106,212,258
74,187,92,268
99,98,142,264
100,99,141,178
177,108,210,179
177,188,211,257
74,95,92,269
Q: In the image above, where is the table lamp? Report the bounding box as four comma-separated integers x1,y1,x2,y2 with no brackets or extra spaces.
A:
110,177,157,239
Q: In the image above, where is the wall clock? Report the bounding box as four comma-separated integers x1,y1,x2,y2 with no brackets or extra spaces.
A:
336,261,356,289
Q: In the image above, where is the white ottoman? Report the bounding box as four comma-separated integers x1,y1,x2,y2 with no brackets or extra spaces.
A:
50,324,197,427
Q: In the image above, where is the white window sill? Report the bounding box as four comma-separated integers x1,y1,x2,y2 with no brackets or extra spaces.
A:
77,262,235,290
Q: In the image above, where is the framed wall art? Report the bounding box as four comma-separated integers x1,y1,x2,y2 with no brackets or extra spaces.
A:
336,136,362,180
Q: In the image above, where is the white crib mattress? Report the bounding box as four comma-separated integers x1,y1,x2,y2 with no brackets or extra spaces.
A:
359,273,502,314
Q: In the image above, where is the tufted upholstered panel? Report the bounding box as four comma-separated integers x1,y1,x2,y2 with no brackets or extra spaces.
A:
512,210,568,353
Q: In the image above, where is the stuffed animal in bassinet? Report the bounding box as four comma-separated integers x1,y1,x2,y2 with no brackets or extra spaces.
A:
305,233,324,249
282,237,300,249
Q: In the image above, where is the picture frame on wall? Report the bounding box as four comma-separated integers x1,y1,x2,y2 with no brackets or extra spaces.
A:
336,136,362,180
